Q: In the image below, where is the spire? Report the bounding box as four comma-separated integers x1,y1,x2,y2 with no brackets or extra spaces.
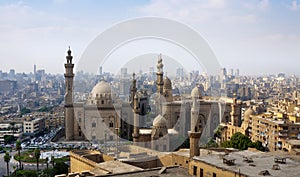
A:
66,46,73,64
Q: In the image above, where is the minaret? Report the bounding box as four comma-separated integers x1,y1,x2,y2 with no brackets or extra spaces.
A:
156,54,164,95
130,73,137,106
132,93,140,144
231,93,240,126
156,54,164,115
64,47,75,141
189,87,202,158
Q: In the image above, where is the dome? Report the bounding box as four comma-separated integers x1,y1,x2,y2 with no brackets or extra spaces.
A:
191,86,202,98
244,107,256,118
153,114,167,127
163,77,172,89
91,81,111,96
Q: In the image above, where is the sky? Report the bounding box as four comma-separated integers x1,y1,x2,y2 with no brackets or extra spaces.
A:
0,0,300,76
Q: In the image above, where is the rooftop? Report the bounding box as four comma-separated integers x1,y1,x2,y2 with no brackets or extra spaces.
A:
193,150,300,177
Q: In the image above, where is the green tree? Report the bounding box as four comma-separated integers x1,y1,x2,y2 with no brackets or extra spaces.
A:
53,161,69,175
15,141,22,169
4,152,11,176
45,157,49,170
250,140,265,151
14,170,37,177
206,137,218,148
34,148,41,171
20,107,31,115
4,135,15,144
221,132,252,150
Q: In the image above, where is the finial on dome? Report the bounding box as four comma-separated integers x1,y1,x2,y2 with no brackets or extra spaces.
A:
133,72,136,80
67,46,72,56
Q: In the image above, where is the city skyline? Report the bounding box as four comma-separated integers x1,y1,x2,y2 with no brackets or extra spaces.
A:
1,0,300,75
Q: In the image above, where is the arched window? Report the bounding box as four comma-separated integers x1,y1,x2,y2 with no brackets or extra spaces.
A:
109,122,114,128
92,122,96,128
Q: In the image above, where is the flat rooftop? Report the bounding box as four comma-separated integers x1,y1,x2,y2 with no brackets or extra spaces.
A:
96,166,192,177
194,150,300,177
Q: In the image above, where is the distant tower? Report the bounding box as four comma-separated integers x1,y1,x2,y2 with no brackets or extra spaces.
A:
130,73,137,106
189,87,202,158
64,47,75,141
34,64,36,81
231,93,241,126
132,93,140,144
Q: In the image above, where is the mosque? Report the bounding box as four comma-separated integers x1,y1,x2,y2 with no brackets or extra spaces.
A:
64,48,236,153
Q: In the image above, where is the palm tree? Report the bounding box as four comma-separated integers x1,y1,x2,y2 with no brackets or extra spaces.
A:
15,141,22,169
34,148,41,171
45,157,49,170
4,152,11,176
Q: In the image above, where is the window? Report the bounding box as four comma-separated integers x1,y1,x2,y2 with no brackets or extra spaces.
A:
213,172,216,177
193,166,197,176
92,122,96,128
109,122,114,128
200,168,203,177
92,136,96,140
101,100,104,104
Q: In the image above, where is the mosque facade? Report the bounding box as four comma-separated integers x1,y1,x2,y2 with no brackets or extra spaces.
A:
64,49,235,153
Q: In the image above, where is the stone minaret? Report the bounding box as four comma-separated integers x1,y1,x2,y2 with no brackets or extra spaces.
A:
130,73,137,106
156,54,164,95
64,47,75,141
189,87,201,158
132,93,140,144
156,54,164,115
231,93,240,126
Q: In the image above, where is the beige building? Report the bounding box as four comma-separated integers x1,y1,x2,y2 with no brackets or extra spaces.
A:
23,117,45,135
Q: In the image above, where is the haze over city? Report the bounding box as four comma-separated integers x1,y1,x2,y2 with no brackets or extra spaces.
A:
1,0,300,75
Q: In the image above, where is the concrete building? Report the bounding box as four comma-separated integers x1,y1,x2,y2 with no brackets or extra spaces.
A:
23,117,45,135
0,123,22,143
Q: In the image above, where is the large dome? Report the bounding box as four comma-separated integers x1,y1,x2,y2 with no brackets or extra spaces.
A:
91,81,111,97
191,86,202,98
153,114,167,127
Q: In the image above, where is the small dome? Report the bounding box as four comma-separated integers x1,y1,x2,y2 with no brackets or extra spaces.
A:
91,81,111,97
191,86,202,98
244,107,256,118
163,77,172,89
153,114,167,127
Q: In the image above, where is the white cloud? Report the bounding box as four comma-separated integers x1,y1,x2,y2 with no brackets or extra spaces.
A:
221,14,257,24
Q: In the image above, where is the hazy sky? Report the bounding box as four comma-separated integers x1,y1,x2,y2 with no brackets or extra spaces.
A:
1,0,300,76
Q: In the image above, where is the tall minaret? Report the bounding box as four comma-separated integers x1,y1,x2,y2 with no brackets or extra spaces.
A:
156,54,164,95
231,93,240,126
132,93,140,144
189,87,202,158
130,73,137,106
64,47,75,141
156,54,164,115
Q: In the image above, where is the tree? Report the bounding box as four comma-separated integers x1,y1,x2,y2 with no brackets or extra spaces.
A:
15,141,22,169
4,135,15,144
4,152,11,176
45,157,49,170
251,140,265,151
34,148,41,171
206,137,218,148
53,162,69,175
221,132,252,150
